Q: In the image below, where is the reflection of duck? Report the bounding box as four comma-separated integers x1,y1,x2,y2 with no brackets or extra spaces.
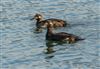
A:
31,13,67,31
46,23,84,43
45,41,55,54
45,41,55,59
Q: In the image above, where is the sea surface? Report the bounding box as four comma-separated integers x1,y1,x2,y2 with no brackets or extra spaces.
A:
0,0,100,69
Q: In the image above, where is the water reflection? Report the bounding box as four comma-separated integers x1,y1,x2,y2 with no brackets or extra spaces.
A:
34,28,43,33
45,41,55,59
45,41,55,54
45,40,68,59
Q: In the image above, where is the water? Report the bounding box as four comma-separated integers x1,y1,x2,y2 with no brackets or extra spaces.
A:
0,0,100,69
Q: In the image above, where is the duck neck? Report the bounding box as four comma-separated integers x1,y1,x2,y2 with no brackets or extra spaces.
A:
36,18,42,22
36,18,42,28
46,28,53,39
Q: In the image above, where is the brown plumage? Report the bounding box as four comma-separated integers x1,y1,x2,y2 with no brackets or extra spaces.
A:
31,14,67,30
46,23,84,43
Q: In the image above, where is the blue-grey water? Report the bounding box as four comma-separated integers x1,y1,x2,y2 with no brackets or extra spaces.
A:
0,0,100,69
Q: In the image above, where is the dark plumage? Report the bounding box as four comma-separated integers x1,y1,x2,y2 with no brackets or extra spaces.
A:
31,14,67,31
46,23,84,43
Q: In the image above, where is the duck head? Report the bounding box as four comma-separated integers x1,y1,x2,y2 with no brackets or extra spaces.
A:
31,13,43,21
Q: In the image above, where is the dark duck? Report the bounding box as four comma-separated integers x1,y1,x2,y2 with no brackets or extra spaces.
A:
46,23,84,43
31,13,67,31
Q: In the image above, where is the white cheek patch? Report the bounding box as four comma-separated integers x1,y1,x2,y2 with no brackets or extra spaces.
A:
39,16,42,18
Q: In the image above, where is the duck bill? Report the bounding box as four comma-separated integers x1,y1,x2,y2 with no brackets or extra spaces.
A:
30,17,34,20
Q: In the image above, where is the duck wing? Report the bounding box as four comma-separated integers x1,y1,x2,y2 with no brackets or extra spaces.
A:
47,18,65,22
55,32,73,36
54,32,84,41
51,32,70,40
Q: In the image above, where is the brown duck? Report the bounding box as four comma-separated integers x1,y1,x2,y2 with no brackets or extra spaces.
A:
31,13,67,31
46,23,84,43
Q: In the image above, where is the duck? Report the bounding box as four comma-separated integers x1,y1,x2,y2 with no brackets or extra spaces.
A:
31,13,68,31
46,23,84,43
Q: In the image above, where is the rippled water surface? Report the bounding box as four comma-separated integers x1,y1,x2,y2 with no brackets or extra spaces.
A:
0,0,100,69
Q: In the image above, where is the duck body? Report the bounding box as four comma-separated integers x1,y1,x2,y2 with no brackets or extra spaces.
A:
31,14,67,31
36,18,66,28
46,25,84,43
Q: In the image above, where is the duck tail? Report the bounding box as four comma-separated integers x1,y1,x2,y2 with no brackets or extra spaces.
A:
63,21,67,27
64,21,70,27
76,37,85,41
